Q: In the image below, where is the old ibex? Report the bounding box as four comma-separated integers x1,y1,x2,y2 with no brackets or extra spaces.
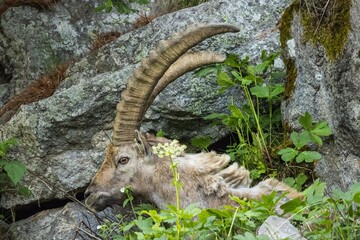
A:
84,23,301,212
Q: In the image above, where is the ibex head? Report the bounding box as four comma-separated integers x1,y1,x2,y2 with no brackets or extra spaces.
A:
84,23,240,212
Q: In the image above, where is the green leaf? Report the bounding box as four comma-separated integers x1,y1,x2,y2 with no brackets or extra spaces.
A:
228,105,243,119
296,172,308,186
156,129,165,137
290,132,308,149
283,177,296,188
191,136,212,150
0,138,17,157
0,160,10,167
312,121,332,136
17,185,32,197
250,85,270,98
299,112,313,130
270,71,286,81
304,179,326,205
278,148,298,162
353,192,360,203
3,161,26,185
309,132,323,145
270,84,285,98
224,54,242,68
246,65,256,76
194,66,217,77
295,151,322,163
280,197,304,214
94,5,106,12
217,72,235,93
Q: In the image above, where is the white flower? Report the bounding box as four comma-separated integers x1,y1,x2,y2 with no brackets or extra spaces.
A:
96,225,102,230
120,187,126,193
152,139,187,159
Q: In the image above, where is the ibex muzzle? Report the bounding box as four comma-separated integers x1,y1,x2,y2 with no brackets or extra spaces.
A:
85,23,302,212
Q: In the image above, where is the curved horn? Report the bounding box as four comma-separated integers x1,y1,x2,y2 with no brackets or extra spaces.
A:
113,23,240,145
143,51,226,115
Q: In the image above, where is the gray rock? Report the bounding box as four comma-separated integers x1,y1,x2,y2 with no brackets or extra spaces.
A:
9,202,117,240
0,0,151,105
281,1,360,191
257,216,306,240
0,0,291,208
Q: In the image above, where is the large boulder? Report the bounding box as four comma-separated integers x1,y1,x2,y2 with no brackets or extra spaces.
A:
0,0,150,105
280,0,360,191
0,0,291,210
8,202,117,240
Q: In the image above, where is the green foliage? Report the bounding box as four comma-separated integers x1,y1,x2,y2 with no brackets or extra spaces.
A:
190,136,212,151
95,0,149,14
202,51,285,178
278,112,332,163
156,129,166,137
97,180,360,239
281,180,360,239
95,0,207,15
98,192,289,239
283,172,308,191
0,139,31,197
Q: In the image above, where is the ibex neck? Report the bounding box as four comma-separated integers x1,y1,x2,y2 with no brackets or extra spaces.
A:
131,163,175,209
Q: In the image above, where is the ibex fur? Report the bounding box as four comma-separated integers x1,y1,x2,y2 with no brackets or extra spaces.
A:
84,23,302,212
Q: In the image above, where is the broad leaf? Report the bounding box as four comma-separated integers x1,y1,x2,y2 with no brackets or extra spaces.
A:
295,151,322,163
228,105,243,119
309,132,323,145
304,180,326,205
280,197,304,214
217,72,235,93
191,136,212,150
224,54,242,68
278,148,298,162
194,66,217,77
290,132,310,149
270,84,285,98
296,172,308,186
299,112,313,130
312,121,332,136
3,161,26,185
17,185,32,197
250,85,269,98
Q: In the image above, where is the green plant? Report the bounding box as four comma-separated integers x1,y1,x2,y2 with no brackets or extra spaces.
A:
190,136,212,151
281,180,360,240
0,138,30,197
278,112,332,163
95,0,149,14
283,172,308,191
202,51,285,178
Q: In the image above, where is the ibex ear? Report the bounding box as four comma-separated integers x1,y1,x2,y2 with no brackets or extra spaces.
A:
134,130,153,159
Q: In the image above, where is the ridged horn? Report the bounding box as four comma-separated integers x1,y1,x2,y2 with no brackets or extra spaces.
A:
143,51,226,115
112,23,240,145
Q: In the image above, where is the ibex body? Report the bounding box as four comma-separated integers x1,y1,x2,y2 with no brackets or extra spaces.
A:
85,24,301,212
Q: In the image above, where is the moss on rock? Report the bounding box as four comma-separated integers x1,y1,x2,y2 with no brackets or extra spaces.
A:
279,0,351,97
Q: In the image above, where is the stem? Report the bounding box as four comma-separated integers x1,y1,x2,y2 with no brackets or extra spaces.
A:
169,157,181,239
127,190,136,218
269,99,273,146
243,84,271,163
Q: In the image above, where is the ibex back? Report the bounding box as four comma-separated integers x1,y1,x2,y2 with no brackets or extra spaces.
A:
84,23,302,212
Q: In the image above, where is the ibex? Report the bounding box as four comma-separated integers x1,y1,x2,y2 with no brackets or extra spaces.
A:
84,23,301,212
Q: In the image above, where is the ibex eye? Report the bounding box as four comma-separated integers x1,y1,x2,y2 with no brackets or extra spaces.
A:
118,157,129,165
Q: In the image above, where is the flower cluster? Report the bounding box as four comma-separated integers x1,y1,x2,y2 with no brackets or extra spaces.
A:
152,140,187,159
